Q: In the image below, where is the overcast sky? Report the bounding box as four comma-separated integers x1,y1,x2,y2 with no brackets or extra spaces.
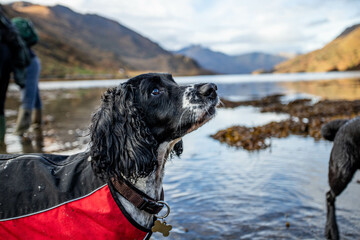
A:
3,0,360,55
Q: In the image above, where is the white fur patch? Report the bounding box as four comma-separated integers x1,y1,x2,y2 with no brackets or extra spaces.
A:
182,85,195,109
182,85,203,118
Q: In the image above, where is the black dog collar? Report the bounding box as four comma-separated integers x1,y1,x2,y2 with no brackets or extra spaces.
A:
110,176,164,215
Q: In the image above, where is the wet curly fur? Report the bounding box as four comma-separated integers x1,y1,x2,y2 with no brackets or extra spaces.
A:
321,117,360,240
90,85,158,180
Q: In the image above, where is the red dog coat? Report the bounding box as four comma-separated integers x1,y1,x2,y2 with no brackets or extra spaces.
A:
0,153,151,240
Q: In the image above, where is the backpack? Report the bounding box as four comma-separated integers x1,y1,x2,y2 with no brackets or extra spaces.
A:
0,14,30,67
0,13,32,88
11,17,38,47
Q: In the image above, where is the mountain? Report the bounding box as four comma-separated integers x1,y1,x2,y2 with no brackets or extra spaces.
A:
274,23,360,73
175,45,287,74
2,2,210,78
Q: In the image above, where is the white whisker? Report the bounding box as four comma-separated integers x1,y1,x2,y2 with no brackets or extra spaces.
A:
219,100,225,108
176,108,189,134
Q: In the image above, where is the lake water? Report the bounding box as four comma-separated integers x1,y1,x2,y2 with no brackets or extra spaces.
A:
4,72,360,239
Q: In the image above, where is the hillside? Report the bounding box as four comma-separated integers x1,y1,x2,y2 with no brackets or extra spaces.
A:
3,2,210,79
274,23,360,73
175,45,287,74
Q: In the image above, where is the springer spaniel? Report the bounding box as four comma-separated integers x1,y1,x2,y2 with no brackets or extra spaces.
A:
0,73,219,239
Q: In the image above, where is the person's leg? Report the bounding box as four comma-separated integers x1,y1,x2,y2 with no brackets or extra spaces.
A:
14,56,41,136
32,57,42,131
32,58,43,149
0,43,11,145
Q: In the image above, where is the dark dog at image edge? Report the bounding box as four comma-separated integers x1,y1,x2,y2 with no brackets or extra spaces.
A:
0,73,219,240
321,117,360,240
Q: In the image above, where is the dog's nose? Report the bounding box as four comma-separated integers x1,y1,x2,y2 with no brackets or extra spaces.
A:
199,83,217,99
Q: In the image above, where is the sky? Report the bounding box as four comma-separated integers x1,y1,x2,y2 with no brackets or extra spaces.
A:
3,0,360,55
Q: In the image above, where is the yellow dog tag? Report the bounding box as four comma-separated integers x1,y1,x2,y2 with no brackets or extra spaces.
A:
151,219,172,237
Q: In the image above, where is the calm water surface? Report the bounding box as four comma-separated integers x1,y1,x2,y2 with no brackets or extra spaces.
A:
4,73,360,239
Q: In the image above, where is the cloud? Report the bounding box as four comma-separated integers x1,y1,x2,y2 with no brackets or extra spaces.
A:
307,19,329,27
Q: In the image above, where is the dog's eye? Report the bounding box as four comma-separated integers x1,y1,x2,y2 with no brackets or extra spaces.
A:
151,88,162,96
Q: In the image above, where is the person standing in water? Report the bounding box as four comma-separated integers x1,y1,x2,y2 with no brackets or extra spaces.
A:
12,17,43,145
0,7,31,151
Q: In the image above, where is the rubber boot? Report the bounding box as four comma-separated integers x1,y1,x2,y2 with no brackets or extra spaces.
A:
31,108,42,132
14,107,32,136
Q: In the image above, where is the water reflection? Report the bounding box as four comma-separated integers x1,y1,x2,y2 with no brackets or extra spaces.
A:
3,88,106,154
20,136,43,153
281,78,360,100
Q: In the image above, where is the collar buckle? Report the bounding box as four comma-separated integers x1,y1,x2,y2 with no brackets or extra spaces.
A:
138,198,164,214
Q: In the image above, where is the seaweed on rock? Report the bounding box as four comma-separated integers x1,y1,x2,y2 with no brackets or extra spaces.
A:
213,95,360,150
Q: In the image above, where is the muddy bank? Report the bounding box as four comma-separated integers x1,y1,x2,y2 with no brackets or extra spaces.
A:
212,96,360,150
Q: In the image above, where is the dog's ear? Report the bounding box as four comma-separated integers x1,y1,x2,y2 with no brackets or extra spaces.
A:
89,84,157,180
173,139,183,157
321,119,349,141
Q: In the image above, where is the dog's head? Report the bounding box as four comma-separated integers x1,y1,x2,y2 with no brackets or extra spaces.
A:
90,73,218,180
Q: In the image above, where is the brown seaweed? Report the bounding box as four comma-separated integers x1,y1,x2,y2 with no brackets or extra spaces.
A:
213,95,360,151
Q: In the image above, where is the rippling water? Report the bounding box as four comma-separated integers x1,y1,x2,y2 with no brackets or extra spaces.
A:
162,107,360,239
158,77,360,240
4,73,360,239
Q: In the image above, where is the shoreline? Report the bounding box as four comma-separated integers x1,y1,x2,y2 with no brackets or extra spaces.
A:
6,71,360,91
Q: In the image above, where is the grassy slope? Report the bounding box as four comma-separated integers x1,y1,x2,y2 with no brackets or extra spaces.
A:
274,25,360,73
3,4,116,78
4,2,209,79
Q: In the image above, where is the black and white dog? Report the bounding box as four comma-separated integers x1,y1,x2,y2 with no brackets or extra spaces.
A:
321,117,360,240
0,73,219,239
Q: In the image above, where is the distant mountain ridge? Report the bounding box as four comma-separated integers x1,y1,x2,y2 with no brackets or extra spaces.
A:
274,23,360,73
175,45,287,74
3,2,210,78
